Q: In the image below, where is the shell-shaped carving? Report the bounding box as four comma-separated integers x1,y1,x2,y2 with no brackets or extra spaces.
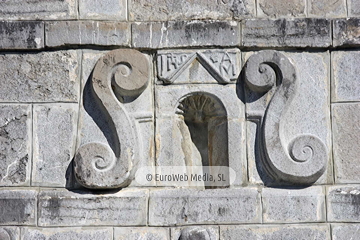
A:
244,50,327,185
74,49,149,189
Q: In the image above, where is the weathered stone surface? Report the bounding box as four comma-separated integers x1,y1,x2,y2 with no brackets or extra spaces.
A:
38,188,148,226
242,19,331,48
155,84,246,187
172,226,219,240
257,0,305,18
157,49,241,84
79,0,127,20
115,227,169,240
262,187,325,223
0,21,43,49
0,51,80,102
149,188,261,225
0,189,37,225
21,227,112,240
45,21,130,47
332,51,360,102
32,104,78,187
0,0,77,20
332,224,360,240
0,105,31,186
0,227,20,240
221,224,330,239
332,103,360,183
327,185,360,222
132,20,240,48
245,51,332,185
333,19,360,47
348,0,360,16
308,0,346,17
129,0,255,21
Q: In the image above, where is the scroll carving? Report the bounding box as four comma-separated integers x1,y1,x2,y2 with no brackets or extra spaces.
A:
74,49,149,189
244,50,327,184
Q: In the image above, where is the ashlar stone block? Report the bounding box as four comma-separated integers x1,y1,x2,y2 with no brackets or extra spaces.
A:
115,227,170,240
32,104,78,187
0,21,44,49
333,19,360,47
171,226,219,240
129,0,255,21
257,0,306,18
221,224,330,240
332,51,360,102
0,51,80,102
262,187,326,223
348,0,360,17
308,0,346,18
331,224,360,240
0,227,20,240
149,188,261,226
0,189,37,225
79,0,127,20
45,21,130,47
327,185,360,222
38,188,148,226
21,227,113,240
0,105,31,186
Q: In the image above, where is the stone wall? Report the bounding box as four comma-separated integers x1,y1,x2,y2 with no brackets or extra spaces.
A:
1,0,360,239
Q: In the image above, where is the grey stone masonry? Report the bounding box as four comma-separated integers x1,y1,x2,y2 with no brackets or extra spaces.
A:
332,103,360,183
79,0,127,21
331,51,360,102
242,18,331,48
348,0,360,17
0,227,20,240
21,227,113,240
32,104,78,187
221,224,330,240
0,105,31,187
333,19,360,47
327,185,360,222
308,0,346,18
0,21,44,49
132,20,240,49
0,189,37,226
171,226,219,240
262,187,325,223
38,188,148,226
0,51,80,102
0,0,77,20
129,0,255,21
149,188,261,226
114,227,170,240
331,224,360,240
257,0,306,18
45,21,131,47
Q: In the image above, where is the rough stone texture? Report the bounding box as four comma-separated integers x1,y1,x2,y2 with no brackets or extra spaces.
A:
45,21,130,47
0,105,31,186
21,227,113,240
333,19,360,47
262,187,325,223
327,185,360,222
129,0,255,21
32,104,78,187
332,51,360,102
115,227,170,240
0,189,37,225
245,51,332,185
38,188,148,226
0,51,80,102
332,103,360,183
132,20,240,49
332,224,360,240
0,0,77,20
171,226,219,240
149,188,261,225
242,19,331,48
348,0,360,16
257,0,306,18
79,0,127,20
0,21,43,49
221,224,330,239
308,0,346,17
155,84,246,187
0,227,20,240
